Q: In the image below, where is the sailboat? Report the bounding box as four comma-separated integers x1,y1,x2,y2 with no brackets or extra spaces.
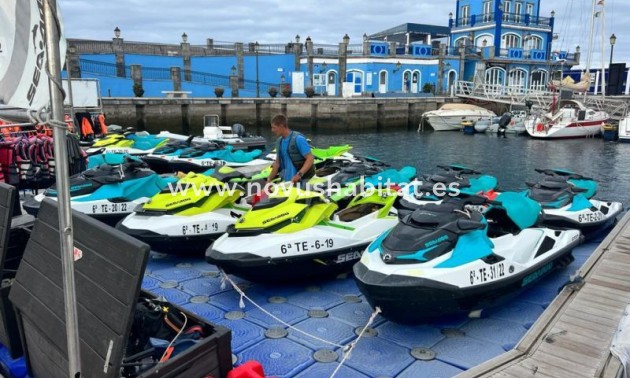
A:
525,0,610,139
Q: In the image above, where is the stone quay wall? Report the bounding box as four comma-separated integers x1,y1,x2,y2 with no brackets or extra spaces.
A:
101,97,484,135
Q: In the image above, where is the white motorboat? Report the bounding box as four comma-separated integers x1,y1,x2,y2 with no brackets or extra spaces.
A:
475,111,527,134
525,100,609,139
420,104,496,131
618,116,630,143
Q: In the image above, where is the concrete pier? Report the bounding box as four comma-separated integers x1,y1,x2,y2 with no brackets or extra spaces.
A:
102,97,471,134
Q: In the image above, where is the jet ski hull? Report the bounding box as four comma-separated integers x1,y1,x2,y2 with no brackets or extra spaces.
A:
542,199,622,238
117,208,245,253
354,228,582,323
207,243,367,282
23,194,148,226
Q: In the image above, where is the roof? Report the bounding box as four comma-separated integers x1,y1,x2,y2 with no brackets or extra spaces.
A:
369,23,451,40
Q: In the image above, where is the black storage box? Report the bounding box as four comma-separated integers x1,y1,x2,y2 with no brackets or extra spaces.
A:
130,291,232,378
9,199,232,377
0,183,34,358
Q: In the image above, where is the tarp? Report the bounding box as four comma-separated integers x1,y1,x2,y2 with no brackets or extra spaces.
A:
0,0,67,110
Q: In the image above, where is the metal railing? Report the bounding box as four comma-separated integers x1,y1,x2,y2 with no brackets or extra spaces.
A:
79,59,120,77
453,12,552,29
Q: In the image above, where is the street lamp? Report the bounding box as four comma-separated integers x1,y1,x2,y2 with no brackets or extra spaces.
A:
393,61,402,73
255,41,260,98
181,32,188,43
114,27,121,38
231,65,237,76
610,33,617,67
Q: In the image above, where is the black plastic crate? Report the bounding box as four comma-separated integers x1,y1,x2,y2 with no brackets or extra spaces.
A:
9,199,232,377
0,183,33,358
123,291,232,378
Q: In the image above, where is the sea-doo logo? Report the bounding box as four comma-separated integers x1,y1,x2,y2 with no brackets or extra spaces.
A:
165,198,191,207
262,212,289,225
425,235,448,248
26,0,46,106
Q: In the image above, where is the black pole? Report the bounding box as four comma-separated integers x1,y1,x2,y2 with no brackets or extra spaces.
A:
609,44,614,68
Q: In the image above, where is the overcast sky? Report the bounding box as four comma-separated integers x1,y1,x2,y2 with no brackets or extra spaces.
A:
57,0,628,68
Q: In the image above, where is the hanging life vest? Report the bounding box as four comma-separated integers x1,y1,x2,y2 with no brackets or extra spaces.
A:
98,114,108,135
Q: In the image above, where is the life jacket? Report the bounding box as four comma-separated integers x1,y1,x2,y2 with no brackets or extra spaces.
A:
98,114,108,135
275,131,314,179
81,117,94,137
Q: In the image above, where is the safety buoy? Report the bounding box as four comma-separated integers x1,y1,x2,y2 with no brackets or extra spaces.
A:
536,123,544,132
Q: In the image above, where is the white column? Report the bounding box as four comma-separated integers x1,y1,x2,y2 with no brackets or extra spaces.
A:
594,71,600,95
625,69,630,95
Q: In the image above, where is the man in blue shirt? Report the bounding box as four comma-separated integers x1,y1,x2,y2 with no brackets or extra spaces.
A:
266,114,314,185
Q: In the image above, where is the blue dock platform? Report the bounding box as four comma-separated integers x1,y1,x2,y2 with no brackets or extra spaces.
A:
0,239,602,378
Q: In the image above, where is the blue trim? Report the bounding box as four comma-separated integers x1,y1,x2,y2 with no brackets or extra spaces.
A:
436,227,494,268
368,229,391,253
568,194,593,212
396,245,437,262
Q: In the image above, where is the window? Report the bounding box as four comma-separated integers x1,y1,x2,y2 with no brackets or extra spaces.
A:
515,2,522,22
526,3,533,16
483,2,492,22
524,35,543,50
461,5,469,25
501,34,520,49
503,2,511,22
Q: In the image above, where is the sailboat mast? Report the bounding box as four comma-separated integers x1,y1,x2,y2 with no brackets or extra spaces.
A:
43,0,82,376
585,0,597,100
600,1,606,97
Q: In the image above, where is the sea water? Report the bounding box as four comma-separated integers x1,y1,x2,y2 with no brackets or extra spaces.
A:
259,128,630,206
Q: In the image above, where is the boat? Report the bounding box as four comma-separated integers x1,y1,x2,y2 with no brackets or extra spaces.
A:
116,171,252,253
167,144,269,173
525,100,609,139
524,169,622,237
157,114,266,151
421,104,496,132
353,193,582,323
398,164,498,216
476,111,528,135
206,171,415,282
23,156,177,225
618,115,630,142
85,129,169,156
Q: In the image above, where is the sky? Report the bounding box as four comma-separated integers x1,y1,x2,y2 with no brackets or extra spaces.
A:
57,0,629,68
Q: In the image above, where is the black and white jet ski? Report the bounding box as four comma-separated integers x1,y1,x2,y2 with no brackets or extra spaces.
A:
524,169,622,237
354,192,582,323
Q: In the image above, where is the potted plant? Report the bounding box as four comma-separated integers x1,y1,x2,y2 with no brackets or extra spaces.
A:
422,83,433,94
281,84,292,98
132,83,144,97
304,86,315,98
214,86,224,98
268,86,278,98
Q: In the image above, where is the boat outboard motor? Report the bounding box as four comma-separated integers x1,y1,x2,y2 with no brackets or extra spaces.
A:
498,112,512,137
232,123,246,137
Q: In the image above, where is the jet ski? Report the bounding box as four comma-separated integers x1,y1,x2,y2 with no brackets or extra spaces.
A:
206,182,404,282
23,156,177,226
524,169,622,237
168,144,268,173
398,164,498,215
86,129,169,156
117,171,249,253
354,192,582,323
141,136,206,173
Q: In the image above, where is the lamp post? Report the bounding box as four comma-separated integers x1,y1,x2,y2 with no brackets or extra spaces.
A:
114,26,121,38
255,41,260,98
609,33,616,68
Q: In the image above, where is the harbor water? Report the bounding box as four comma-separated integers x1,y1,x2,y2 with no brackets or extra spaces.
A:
257,128,630,206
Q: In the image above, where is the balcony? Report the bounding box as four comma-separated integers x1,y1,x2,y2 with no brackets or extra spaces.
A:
451,12,552,31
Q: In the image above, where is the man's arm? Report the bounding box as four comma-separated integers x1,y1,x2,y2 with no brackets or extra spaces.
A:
267,158,280,183
291,152,314,183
